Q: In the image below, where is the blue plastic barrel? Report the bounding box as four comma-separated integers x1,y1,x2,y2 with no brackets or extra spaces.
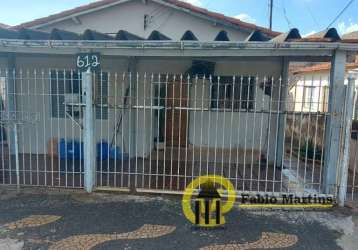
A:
59,139,67,160
97,141,110,160
58,139,83,160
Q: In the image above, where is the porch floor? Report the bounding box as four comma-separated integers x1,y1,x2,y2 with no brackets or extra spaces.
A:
0,150,285,193
6,146,354,194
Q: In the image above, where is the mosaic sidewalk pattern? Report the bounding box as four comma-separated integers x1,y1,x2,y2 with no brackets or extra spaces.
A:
201,232,298,250
1,215,298,250
49,224,176,250
4,215,62,230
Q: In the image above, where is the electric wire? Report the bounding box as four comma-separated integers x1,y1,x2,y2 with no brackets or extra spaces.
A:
326,0,356,29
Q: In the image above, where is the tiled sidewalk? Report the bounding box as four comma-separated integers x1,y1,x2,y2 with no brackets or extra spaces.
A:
0,188,349,250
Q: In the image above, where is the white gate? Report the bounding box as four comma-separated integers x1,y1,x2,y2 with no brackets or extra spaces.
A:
0,69,355,203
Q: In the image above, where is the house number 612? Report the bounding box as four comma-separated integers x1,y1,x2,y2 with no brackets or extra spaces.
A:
76,53,101,72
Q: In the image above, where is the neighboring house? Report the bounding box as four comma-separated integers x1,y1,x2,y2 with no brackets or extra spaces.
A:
289,31,358,114
288,33,358,177
290,60,358,180
289,58,358,113
0,23,9,29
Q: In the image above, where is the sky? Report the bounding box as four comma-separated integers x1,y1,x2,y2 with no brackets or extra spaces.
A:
1,0,358,36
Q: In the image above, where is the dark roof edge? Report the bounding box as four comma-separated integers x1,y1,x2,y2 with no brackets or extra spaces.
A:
245,30,270,42
307,28,341,41
271,28,301,42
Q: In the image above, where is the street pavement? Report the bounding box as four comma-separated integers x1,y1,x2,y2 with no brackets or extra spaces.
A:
0,188,355,250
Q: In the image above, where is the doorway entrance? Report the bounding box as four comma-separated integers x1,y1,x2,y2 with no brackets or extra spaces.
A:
166,81,189,147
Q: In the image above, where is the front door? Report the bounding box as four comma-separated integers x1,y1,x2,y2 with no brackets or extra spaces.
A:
166,81,188,147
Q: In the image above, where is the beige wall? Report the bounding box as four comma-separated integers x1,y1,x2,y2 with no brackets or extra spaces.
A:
37,0,250,41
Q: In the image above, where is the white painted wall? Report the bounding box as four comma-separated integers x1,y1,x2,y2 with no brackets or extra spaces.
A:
0,55,282,162
188,59,281,151
290,71,358,112
188,82,270,150
37,0,250,41
10,55,129,156
290,72,330,113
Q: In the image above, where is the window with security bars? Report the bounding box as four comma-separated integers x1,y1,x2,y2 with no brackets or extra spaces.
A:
210,76,255,110
50,70,108,119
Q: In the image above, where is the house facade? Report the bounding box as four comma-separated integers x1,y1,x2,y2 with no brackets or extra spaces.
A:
0,0,357,201
0,0,282,160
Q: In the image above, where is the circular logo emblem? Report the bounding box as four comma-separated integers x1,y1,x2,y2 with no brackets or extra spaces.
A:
182,175,236,227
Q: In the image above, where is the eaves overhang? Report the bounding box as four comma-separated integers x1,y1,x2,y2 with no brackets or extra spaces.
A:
0,40,357,58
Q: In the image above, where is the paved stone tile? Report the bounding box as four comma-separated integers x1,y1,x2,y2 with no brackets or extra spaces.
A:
49,224,176,250
200,232,298,250
4,215,62,230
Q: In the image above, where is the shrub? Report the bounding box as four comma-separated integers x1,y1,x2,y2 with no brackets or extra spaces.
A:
300,139,323,161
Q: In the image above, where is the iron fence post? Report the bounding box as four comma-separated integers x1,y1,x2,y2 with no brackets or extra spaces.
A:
276,57,289,167
7,54,16,155
128,57,137,159
13,124,20,191
83,69,95,193
338,75,356,206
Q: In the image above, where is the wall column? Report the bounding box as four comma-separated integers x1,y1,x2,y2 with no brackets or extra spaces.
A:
323,50,347,194
338,75,355,206
83,69,95,193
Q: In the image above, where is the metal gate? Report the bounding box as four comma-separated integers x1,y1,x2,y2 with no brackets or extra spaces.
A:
94,73,289,194
0,68,355,202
